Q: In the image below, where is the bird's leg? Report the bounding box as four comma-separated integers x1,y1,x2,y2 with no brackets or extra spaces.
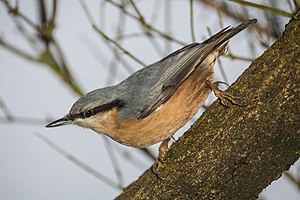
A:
152,138,170,180
205,80,246,107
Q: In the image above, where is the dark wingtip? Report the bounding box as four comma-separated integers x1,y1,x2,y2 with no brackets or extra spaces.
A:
250,18,258,24
234,18,257,32
219,19,258,45
243,18,258,27
203,19,257,46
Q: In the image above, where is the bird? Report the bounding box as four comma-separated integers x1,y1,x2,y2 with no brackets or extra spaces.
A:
46,19,257,178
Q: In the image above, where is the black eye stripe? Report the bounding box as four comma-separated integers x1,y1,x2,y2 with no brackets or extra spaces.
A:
71,99,124,119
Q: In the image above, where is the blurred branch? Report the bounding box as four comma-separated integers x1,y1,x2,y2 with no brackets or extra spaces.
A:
129,0,145,24
115,32,147,40
0,116,46,126
103,137,124,188
190,0,196,42
0,97,46,125
129,0,165,57
150,0,161,25
229,0,293,18
198,0,280,39
38,0,47,26
0,37,37,61
35,132,122,191
105,3,130,85
50,0,57,24
1,0,39,30
225,52,255,62
0,98,13,121
294,0,300,11
214,0,225,29
284,171,300,191
0,0,83,96
79,0,146,67
113,147,149,170
92,25,146,67
106,0,187,46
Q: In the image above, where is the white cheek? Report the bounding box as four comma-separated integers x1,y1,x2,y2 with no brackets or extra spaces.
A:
74,117,96,128
73,112,110,129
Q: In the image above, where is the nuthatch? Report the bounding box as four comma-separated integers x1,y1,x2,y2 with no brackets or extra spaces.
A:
46,19,257,178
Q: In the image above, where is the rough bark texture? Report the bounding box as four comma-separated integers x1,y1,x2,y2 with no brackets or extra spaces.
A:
116,15,300,200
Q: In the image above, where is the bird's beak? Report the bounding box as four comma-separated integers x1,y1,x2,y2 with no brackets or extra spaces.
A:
45,115,72,128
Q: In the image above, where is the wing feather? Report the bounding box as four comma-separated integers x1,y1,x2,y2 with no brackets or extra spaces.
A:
138,19,257,119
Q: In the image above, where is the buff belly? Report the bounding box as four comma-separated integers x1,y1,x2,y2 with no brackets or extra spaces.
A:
98,67,214,148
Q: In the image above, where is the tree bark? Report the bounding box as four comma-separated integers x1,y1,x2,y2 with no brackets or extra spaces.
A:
116,14,300,200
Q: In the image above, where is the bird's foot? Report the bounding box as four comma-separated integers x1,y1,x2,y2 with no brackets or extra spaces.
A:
205,80,247,107
151,138,170,180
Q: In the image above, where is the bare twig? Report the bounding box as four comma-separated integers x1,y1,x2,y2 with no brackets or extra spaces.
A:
113,147,149,170
106,0,187,46
0,98,13,121
129,0,165,56
163,0,172,54
79,0,146,67
0,0,83,96
50,0,57,24
294,0,300,11
229,0,293,18
79,0,96,25
103,137,124,188
1,0,39,31
105,2,127,85
35,132,122,191
129,0,145,23
225,52,255,62
190,0,196,42
213,0,225,29
0,37,37,61
92,25,146,67
0,98,48,126
0,116,46,126
284,171,300,190
198,0,278,39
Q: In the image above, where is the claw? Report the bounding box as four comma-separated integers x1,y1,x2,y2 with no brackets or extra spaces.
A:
205,80,247,107
171,136,176,142
152,160,164,180
214,81,230,87
151,138,170,180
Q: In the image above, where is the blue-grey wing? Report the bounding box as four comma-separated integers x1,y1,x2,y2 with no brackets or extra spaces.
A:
137,19,257,119
137,42,211,119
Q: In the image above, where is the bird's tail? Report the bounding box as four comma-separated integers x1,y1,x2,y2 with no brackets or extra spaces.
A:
203,19,257,50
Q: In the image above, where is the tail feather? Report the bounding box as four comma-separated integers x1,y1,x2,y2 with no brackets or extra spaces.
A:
203,19,257,50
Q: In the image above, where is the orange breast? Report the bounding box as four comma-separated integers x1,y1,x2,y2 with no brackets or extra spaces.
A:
97,68,214,148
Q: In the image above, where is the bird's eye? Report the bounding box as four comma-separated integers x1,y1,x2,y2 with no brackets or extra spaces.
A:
83,110,93,118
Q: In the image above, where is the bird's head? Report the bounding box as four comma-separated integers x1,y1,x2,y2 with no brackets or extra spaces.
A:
46,86,123,131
